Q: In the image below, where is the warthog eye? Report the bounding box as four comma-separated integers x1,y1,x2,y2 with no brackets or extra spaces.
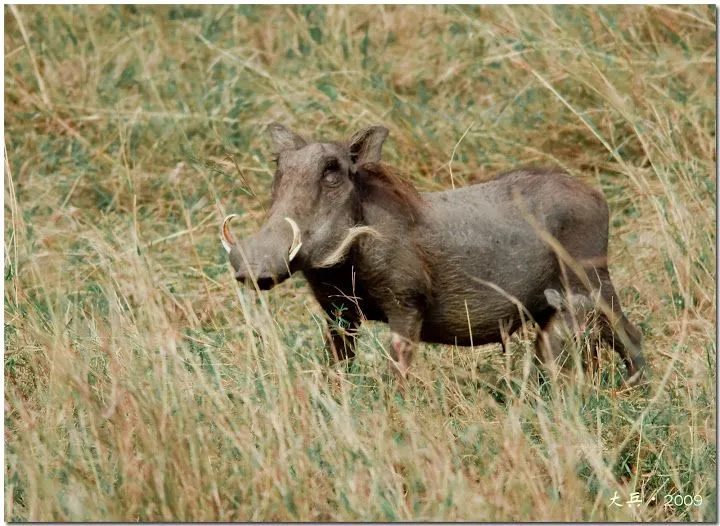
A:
323,172,341,187
324,157,340,172
322,157,342,186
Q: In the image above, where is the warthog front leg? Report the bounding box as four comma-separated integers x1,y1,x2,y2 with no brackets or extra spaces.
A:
326,317,359,362
318,301,361,363
304,270,364,364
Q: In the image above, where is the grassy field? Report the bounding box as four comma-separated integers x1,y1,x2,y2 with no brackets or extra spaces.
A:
4,5,716,521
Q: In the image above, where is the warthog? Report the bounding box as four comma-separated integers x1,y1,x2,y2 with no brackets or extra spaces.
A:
222,123,645,384
538,288,603,373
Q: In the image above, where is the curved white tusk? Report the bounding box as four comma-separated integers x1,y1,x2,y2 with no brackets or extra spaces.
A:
284,217,303,262
220,214,238,253
317,226,382,268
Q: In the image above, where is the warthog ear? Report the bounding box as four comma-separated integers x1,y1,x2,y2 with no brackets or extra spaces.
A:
348,125,389,166
569,292,596,312
267,122,307,153
544,288,565,310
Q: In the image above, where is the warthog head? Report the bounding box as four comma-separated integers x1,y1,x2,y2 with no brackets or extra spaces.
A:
544,288,601,336
221,123,388,289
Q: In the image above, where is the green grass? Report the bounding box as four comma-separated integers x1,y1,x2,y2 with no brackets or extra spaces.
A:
4,5,716,521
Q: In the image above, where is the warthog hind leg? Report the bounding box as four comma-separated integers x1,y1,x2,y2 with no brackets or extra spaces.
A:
548,268,646,385
585,268,646,384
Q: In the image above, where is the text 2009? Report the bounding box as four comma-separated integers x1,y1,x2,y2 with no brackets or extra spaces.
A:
664,494,702,507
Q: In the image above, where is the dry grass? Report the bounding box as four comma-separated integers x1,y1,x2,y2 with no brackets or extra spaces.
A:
4,5,716,521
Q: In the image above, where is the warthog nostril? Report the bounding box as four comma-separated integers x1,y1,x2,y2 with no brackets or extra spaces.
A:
256,275,276,290
234,270,276,290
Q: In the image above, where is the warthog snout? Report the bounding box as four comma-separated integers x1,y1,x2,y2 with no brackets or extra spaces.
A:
221,215,302,290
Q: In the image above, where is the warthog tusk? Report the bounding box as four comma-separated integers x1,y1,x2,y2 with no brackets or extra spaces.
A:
285,217,302,262
317,226,382,268
221,214,238,253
